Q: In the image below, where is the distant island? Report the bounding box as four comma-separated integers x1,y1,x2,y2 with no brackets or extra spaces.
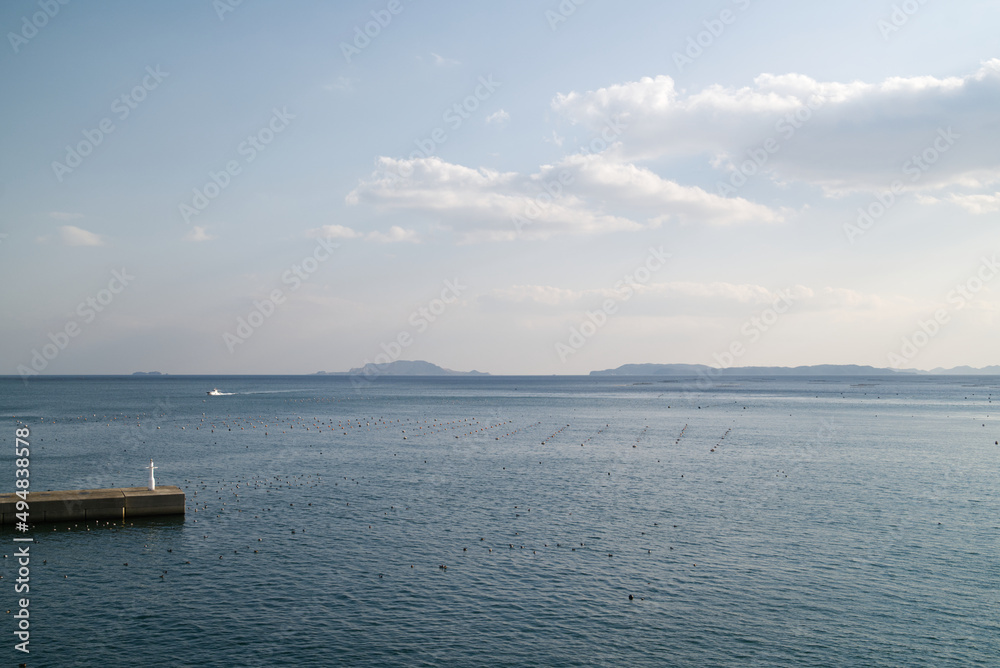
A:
591,363,1000,376
923,365,1000,375
315,360,490,376
132,371,167,375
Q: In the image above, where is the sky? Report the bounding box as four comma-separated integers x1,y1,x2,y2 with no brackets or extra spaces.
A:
2,0,998,376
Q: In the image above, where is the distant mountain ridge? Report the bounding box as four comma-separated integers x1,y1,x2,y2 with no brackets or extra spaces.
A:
591,363,1000,376
316,360,489,376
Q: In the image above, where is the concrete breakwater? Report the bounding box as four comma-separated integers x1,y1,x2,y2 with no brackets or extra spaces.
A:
0,486,185,524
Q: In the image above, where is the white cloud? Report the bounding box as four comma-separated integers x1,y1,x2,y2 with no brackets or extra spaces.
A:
431,52,460,67
809,287,893,311
184,226,216,242
552,61,1000,196
488,285,583,307
485,109,510,126
305,223,418,243
366,226,419,243
557,152,787,225
306,224,361,239
917,190,1000,214
57,225,104,246
347,154,784,243
347,156,642,242
350,61,998,245
947,192,1000,214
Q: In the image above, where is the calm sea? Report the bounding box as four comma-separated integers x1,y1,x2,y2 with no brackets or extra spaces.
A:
1,375,998,667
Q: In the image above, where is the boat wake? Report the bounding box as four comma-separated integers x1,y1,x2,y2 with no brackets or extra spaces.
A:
238,389,300,395
207,389,299,396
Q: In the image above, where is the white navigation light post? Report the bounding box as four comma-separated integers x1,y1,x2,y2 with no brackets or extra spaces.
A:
146,459,157,491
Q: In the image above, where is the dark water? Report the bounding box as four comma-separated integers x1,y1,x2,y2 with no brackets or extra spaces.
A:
1,375,998,666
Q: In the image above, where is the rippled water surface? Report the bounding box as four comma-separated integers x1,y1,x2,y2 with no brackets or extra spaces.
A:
1,375,998,666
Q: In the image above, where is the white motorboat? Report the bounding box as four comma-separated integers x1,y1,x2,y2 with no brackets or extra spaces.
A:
207,388,224,396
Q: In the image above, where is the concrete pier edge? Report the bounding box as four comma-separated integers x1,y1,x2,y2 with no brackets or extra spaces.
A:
0,486,185,524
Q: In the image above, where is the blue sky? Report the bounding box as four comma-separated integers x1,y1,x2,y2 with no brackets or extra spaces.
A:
2,0,998,375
